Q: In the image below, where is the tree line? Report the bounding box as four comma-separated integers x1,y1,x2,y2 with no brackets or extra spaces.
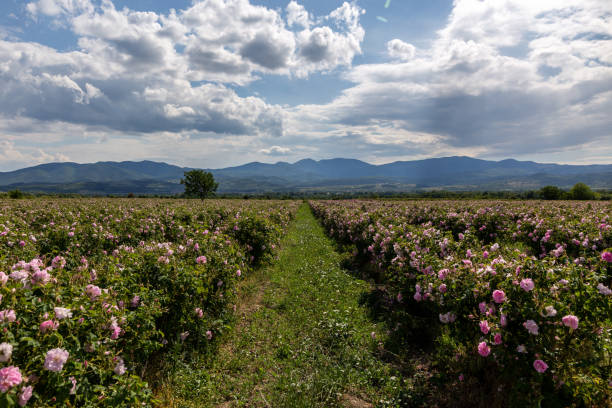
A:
2,176,610,201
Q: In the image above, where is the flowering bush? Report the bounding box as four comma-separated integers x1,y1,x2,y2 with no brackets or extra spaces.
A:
311,199,611,406
0,198,298,406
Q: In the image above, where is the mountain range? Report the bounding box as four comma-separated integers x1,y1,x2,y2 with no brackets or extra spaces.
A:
1,156,611,195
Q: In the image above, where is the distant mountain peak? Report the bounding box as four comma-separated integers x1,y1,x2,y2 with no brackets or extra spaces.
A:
1,156,611,194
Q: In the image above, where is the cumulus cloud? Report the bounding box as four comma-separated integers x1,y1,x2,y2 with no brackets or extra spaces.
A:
26,0,94,18
292,0,612,159
259,146,291,155
387,39,415,61
4,0,611,169
286,1,310,28
0,139,70,171
3,0,365,139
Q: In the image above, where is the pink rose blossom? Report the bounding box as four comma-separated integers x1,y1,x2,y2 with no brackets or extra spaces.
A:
562,315,579,330
114,358,126,376
44,348,69,372
54,307,72,320
18,385,33,406
196,256,207,264
51,256,66,269
31,269,52,285
520,278,534,292
542,306,557,317
0,310,16,323
0,343,13,363
494,333,502,345
39,320,58,333
69,376,77,395
523,320,539,335
597,283,612,295
492,289,505,303
601,251,612,262
9,270,28,284
110,324,121,340
130,295,140,308
438,284,447,293
194,308,204,318
206,330,213,340
439,312,456,323
85,284,101,300
479,320,490,334
533,359,548,373
477,341,490,357
0,366,22,392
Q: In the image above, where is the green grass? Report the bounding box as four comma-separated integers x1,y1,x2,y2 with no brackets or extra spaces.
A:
155,203,419,407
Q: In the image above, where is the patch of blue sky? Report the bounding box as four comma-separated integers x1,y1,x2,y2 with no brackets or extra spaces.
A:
0,0,77,50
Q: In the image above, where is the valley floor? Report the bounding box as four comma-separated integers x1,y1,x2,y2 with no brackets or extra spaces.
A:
155,203,417,407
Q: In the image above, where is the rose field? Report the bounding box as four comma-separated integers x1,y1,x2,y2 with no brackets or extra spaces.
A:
310,199,611,406
0,198,298,406
0,198,610,407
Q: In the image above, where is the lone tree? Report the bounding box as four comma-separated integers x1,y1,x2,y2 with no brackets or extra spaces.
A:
569,182,595,200
181,170,218,199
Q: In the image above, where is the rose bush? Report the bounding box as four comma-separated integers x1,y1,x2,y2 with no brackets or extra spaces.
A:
0,198,298,406
311,199,611,406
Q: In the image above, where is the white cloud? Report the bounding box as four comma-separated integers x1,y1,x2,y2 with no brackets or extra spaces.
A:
3,0,366,141
286,1,310,29
387,39,415,61
0,140,70,171
290,0,612,159
259,146,291,155
4,0,612,169
27,0,94,18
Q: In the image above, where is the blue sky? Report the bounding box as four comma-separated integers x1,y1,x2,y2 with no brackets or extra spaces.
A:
0,0,611,170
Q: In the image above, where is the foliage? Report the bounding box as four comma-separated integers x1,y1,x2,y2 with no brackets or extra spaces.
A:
181,170,218,199
159,205,407,407
570,182,595,200
0,198,298,406
8,190,25,199
311,199,612,406
538,185,564,200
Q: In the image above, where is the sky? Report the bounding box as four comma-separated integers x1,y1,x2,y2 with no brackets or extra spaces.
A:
0,0,611,171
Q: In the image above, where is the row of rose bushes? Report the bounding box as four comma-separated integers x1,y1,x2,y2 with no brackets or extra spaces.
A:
311,199,611,406
0,199,298,406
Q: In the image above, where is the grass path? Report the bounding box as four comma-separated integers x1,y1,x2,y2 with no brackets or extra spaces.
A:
157,203,410,407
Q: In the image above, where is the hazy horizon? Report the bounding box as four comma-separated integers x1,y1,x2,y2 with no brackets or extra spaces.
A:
3,155,612,174
1,0,611,172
